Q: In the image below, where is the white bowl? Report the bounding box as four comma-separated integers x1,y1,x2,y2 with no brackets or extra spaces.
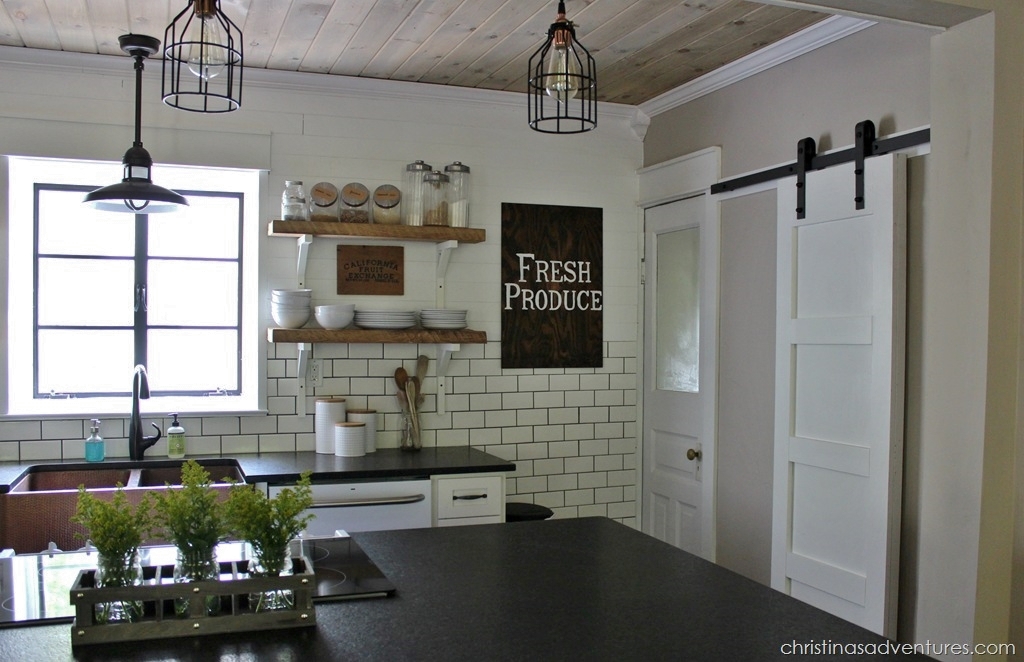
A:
272,288,312,297
272,306,311,328
315,305,355,329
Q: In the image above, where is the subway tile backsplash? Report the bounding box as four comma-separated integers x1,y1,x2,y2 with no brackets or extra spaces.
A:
0,339,637,527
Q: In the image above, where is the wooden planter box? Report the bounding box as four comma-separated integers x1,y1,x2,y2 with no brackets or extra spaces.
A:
69,556,317,647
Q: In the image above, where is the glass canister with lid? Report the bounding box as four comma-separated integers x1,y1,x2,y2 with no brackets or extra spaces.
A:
423,170,450,226
281,181,309,221
372,184,402,224
402,160,432,226
339,182,370,223
444,161,471,228
309,182,340,222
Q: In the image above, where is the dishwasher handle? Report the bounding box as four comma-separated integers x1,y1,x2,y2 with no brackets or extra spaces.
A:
310,493,426,508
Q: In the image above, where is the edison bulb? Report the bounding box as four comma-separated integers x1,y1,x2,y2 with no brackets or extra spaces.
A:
544,41,580,104
187,16,228,80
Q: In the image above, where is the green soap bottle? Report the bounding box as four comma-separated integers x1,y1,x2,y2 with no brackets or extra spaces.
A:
167,413,186,459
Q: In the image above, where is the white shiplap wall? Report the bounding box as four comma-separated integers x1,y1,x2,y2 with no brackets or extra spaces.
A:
0,48,644,525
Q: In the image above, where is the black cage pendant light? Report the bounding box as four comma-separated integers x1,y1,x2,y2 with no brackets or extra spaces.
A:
83,34,189,213
162,0,243,113
527,1,597,134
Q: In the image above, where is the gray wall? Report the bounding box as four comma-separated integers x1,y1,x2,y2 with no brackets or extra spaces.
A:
715,190,777,586
643,23,933,175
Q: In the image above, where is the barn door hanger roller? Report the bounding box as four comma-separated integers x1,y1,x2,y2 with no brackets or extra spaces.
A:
710,119,930,219
797,119,875,220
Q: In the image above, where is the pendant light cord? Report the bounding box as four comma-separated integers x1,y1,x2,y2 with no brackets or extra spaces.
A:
133,54,145,148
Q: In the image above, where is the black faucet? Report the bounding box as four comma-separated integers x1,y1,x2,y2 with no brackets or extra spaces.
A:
129,364,161,461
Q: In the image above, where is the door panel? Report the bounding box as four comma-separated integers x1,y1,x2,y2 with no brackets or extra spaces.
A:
642,196,716,558
772,154,906,637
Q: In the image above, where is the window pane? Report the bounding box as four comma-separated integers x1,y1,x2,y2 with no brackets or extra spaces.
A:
149,195,240,259
37,257,134,326
147,260,239,326
37,330,133,394
656,227,700,392
148,330,239,392
37,189,135,256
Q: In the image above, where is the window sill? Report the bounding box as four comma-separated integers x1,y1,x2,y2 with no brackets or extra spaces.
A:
3,396,266,420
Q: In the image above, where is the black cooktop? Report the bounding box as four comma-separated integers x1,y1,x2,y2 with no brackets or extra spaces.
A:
0,535,394,627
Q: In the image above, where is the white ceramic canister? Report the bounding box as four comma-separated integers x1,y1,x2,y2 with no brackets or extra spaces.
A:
315,398,347,454
334,422,366,457
346,409,378,453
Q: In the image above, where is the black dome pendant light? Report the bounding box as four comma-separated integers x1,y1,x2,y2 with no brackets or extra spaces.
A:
83,34,189,214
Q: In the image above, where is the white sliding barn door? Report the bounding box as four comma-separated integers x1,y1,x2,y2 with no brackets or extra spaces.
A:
772,154,906,637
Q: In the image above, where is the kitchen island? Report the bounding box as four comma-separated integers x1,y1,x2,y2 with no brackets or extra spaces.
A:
0,517,933,661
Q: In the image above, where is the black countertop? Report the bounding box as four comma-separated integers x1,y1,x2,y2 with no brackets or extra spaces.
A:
0,447,514,492
0,518,933,661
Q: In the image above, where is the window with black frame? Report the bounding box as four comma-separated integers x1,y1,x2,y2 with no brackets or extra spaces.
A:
32,184,244,399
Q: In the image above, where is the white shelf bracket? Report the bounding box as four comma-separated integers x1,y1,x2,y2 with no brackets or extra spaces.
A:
296,342,311,418
435,342,460,415
296,234,313,288
435,240,458,308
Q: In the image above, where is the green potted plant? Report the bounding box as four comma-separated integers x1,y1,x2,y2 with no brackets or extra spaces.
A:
223,472,314,612
71,484,154,624
151,460,230,616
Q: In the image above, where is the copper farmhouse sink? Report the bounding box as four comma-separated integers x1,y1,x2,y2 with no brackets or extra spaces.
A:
0,459,244,554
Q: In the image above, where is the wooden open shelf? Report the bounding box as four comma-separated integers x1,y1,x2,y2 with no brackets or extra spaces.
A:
267,327,487,344
268,220,486,244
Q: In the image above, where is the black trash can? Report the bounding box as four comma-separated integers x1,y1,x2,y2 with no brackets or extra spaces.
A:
505,502,554,522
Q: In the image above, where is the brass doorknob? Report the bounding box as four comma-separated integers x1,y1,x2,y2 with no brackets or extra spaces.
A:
686,448,701,461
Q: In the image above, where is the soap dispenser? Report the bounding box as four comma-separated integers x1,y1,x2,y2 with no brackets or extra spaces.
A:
84,419,105,462
167,413,186,459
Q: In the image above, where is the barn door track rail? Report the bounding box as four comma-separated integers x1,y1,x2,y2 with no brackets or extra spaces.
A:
710,120,928,218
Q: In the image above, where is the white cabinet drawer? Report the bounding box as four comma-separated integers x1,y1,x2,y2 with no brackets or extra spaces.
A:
434,474,504,522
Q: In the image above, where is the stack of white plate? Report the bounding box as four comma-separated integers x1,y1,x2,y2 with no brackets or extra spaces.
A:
354,310,417,329
420,309,468,329
271,289,312,328
334,422,366,457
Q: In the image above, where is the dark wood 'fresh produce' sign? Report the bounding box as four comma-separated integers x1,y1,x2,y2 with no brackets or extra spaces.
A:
501,203,603,368
337,245,404,295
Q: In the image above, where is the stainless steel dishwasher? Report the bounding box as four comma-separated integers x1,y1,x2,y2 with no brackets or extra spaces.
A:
270,478,433,535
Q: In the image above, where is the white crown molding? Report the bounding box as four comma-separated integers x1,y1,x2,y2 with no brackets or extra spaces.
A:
638,15,875,118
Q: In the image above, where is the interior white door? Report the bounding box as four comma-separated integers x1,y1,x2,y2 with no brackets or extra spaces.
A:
772,154,906,637
642,196,716,558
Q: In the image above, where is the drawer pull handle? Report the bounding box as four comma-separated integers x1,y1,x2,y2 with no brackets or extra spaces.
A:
453,493,488,501
311,494,426,508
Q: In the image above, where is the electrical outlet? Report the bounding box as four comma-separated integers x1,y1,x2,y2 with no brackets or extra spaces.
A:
310,359,323,387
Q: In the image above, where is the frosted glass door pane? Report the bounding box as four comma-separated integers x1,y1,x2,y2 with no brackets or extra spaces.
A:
656,227,700,392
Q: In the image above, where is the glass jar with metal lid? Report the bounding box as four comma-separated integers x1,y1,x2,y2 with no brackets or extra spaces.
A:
339,182,370,223
281,181,308,221
444,162,471,228
372,184,402,225
309,181,340,222
402,160,432,226
423,170,450,226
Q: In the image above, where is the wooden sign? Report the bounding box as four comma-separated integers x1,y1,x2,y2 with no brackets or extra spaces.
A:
501,203,603,369
337,245,404,295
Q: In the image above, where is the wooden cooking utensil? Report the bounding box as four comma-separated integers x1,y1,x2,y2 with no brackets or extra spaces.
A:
415,355,428,406
395,366,409,392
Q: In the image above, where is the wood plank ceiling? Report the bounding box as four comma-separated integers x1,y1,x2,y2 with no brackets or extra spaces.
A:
0,0,828,105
